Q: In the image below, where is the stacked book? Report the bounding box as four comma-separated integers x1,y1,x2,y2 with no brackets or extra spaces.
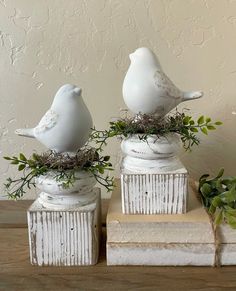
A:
107,181,236,266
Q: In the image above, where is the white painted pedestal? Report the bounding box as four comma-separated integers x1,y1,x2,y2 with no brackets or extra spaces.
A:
28,188,101,266
121,161,188,214
121,134,188,214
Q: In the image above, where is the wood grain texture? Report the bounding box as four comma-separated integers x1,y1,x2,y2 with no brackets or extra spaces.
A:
121,172,188,214
1,201,236,290
0,199,109,228
0,200,31,228
28,193,101,266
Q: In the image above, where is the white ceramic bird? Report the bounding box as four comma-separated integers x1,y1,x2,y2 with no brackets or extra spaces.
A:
15,84,93,154
122,47,203,116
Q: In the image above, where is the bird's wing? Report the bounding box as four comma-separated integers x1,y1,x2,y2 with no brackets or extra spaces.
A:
154,69,182,99
34,109,58,135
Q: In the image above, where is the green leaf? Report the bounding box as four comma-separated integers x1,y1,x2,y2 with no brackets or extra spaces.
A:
212,196,223,207
190,127,198,132
215,168,224,179
183,116,190,125
18,164,26,171
220,186,236,203
199,174,210,181
197,168,236,228
225,212,236,229
11,160,19,165
108,132,117,138
197,115,205,125
215,121,223,125
205,117,211,123
19,153,27,161
215,179,224,192
104,156,110,161
27,160,35,168
32,153,38,161
225,207,236,217
3,156,12,160
200,183,212,196
207,125,216,130
182,128,189,136
98,168,104,174
201,127,208,135
209,204,216,214
214,209,223,225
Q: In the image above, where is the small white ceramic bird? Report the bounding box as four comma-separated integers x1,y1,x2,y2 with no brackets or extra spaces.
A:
122,47,203,116
15,84,93,154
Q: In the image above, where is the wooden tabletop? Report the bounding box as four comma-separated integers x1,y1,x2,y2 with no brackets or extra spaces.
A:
1,200,236,291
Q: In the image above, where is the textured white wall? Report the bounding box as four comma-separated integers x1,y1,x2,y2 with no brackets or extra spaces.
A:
0,0,235,199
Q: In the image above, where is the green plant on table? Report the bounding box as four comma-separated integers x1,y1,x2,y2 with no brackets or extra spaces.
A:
199,169,236,228
90,111,222,151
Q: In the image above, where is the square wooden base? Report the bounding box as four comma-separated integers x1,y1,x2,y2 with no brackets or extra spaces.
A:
121,160,188,214
27,188,101,266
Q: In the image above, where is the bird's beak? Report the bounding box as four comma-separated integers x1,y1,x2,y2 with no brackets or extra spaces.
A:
129,53,134,61
73,88,82,96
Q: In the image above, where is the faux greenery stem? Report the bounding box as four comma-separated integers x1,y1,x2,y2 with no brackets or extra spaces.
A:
4,148,114,200
199,169,236,228
90,112,222,151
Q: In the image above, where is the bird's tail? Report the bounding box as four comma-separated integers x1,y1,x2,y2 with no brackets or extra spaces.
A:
15,128,35,138
183,91,203,101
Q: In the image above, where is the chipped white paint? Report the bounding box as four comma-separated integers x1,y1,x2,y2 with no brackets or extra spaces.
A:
28,188,101,266
121,134,181,172
120,134,188,214
121,172,188,214
36,170,97,210
28,171,101,266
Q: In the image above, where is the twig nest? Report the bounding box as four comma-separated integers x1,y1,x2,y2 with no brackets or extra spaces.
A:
121,133,181,160
36,170,97,210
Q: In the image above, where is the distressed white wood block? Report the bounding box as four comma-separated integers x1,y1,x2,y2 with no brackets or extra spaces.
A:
120,135,188,214
27,188,101,266
121,164,188,214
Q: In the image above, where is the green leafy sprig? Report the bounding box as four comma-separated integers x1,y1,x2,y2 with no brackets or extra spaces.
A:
4,153,48,199
199,169,236,228
4,148,114,200
90,112,222,151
